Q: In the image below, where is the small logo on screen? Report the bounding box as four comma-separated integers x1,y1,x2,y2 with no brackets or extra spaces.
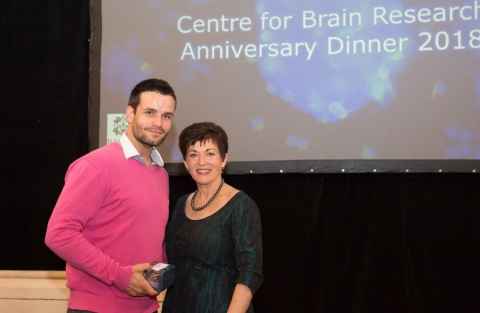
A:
107,113,127,144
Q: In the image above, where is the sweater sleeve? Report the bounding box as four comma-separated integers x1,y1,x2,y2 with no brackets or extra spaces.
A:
44,158,132,291
232,195,264,294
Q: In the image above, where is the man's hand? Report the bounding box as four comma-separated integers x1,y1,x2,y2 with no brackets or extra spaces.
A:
126,263,158,297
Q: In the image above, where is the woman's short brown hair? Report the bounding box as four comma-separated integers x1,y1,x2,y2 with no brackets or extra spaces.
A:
179,122,228,160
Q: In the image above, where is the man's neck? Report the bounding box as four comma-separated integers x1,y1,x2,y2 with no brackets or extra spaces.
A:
126,131,153,165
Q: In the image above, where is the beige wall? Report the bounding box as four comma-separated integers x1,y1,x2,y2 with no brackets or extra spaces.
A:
0,271,165,313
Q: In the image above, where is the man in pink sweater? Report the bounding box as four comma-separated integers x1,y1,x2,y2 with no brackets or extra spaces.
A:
45,78,177,313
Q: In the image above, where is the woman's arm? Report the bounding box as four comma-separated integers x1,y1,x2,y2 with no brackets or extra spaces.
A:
227,283,253,313
230,194,264,312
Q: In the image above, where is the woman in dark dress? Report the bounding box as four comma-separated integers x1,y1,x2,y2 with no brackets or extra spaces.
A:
163,122,263,313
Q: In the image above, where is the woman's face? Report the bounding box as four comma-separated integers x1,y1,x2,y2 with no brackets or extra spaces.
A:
184,139,227,186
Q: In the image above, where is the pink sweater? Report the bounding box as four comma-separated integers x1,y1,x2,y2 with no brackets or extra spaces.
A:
45,143,169,313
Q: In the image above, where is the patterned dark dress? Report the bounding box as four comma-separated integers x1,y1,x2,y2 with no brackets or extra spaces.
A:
163,191,263,313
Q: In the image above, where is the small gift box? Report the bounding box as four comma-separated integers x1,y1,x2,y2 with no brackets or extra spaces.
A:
143,262,176,292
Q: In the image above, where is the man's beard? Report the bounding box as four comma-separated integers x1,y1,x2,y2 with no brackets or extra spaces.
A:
133,127,168,147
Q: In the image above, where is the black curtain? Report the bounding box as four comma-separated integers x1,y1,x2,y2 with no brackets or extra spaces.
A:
171,173,479,313
2,1,90,268
2,2,479,313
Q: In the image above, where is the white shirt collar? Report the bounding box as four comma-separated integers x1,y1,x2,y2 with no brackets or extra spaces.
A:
119,133,164,167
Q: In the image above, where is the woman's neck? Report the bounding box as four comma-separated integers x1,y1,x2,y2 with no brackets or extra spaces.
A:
196,178,223,200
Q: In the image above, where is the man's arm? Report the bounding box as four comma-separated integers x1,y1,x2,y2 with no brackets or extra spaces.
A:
44,159,155,296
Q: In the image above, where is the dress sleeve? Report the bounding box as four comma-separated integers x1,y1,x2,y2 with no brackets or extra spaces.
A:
231,194,264,294
44,158,132,291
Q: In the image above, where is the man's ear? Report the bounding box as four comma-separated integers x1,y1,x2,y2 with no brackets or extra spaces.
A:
126,105,135,123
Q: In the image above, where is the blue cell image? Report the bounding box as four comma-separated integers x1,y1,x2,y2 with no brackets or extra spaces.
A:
446,127,473,143
445,127,479,158
191,0,210,5
475,78,480,110
256,0,416,123
362,146,377,158
286,135,309,150
146,0,164,10
179,60,211,84
250,116,266,131
447,144,473,158
103,46,150,97
170,147,184,162
432,81,447,99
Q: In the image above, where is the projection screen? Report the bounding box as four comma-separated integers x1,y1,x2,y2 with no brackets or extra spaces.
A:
99,0,480,174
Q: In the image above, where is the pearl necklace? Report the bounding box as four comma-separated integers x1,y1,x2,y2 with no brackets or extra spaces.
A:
191,180,224,211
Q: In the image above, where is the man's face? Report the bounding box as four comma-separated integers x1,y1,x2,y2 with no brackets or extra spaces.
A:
126,91,176,149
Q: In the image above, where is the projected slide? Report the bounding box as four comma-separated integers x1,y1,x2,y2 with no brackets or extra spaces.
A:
100,0,480,170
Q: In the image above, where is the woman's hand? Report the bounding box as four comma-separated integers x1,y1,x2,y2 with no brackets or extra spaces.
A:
226,283,253,313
